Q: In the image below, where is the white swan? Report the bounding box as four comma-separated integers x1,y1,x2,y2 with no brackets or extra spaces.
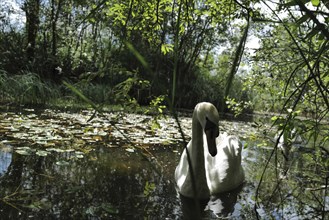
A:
175,102,244,199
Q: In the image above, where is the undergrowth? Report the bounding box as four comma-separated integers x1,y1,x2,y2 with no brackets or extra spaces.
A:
0,71,111,109
0,70,163,115
0,71,60,106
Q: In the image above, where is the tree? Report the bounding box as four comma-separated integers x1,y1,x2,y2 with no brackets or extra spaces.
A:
22,0,41,61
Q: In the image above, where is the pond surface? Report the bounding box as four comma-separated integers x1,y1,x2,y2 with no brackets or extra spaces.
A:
0,109,328,219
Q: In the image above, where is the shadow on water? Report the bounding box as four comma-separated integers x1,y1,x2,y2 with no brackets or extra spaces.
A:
180,184,243,220
0,146,181,219
0,142,247,219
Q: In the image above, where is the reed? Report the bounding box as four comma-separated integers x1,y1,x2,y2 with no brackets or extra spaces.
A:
0,71,60,105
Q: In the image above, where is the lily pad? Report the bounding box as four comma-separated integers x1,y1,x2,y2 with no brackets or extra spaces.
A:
55,161,70,166
125,148,135,153
15,147,33,155
75,151,84,158
36,150,49,157
46,148,65,153
15,149,32,156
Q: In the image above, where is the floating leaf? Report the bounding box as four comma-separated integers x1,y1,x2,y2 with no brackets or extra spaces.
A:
125,148,135,153
36,150,49,157
75,151,84,158
101,203,119,214
16,149,32,156
15,147,33,155
56,161,70,166
46,148,65,153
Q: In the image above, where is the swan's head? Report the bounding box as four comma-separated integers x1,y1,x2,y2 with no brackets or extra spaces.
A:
195,102,220,157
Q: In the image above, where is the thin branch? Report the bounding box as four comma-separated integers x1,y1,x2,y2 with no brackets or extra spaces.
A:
76,0,108,28
224,13,250,99
296,0,329,40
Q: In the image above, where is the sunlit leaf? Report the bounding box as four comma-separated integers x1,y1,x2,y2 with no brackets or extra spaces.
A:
125,148,135,153
311,0,320,6
36,150,49,157
161,44,174,55
144,181,156,196
56,161,70,166
75,151,84,158
16,149,32,155
46,148,65,153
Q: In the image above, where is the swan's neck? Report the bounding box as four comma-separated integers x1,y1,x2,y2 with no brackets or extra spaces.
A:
190,111,209,195
191,112,204,169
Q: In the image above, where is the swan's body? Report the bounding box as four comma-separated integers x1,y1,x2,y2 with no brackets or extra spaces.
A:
175,102,244,199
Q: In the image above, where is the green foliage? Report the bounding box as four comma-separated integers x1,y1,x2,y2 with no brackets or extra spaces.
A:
0,71,60,105
0,0,253,110
111,71,150,108
160,44,174,55
143,181,156,197
226,97,252,117
145,95,167,130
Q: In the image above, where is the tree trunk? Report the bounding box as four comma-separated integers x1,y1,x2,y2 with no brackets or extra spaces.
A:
23,0,41,61
50,0,63,81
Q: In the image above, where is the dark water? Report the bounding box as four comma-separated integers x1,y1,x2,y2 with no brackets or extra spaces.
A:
0,109,328,219
0,145,180,219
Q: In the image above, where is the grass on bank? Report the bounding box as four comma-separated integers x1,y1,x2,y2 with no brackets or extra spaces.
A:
0,71,165,116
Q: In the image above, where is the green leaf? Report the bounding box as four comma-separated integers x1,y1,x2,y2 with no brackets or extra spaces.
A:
311,0,320,6
144,181,156,196
161,44,174,55
101,203,119,214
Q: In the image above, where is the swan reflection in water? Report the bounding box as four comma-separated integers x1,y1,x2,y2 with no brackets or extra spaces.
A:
179,184,243,219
